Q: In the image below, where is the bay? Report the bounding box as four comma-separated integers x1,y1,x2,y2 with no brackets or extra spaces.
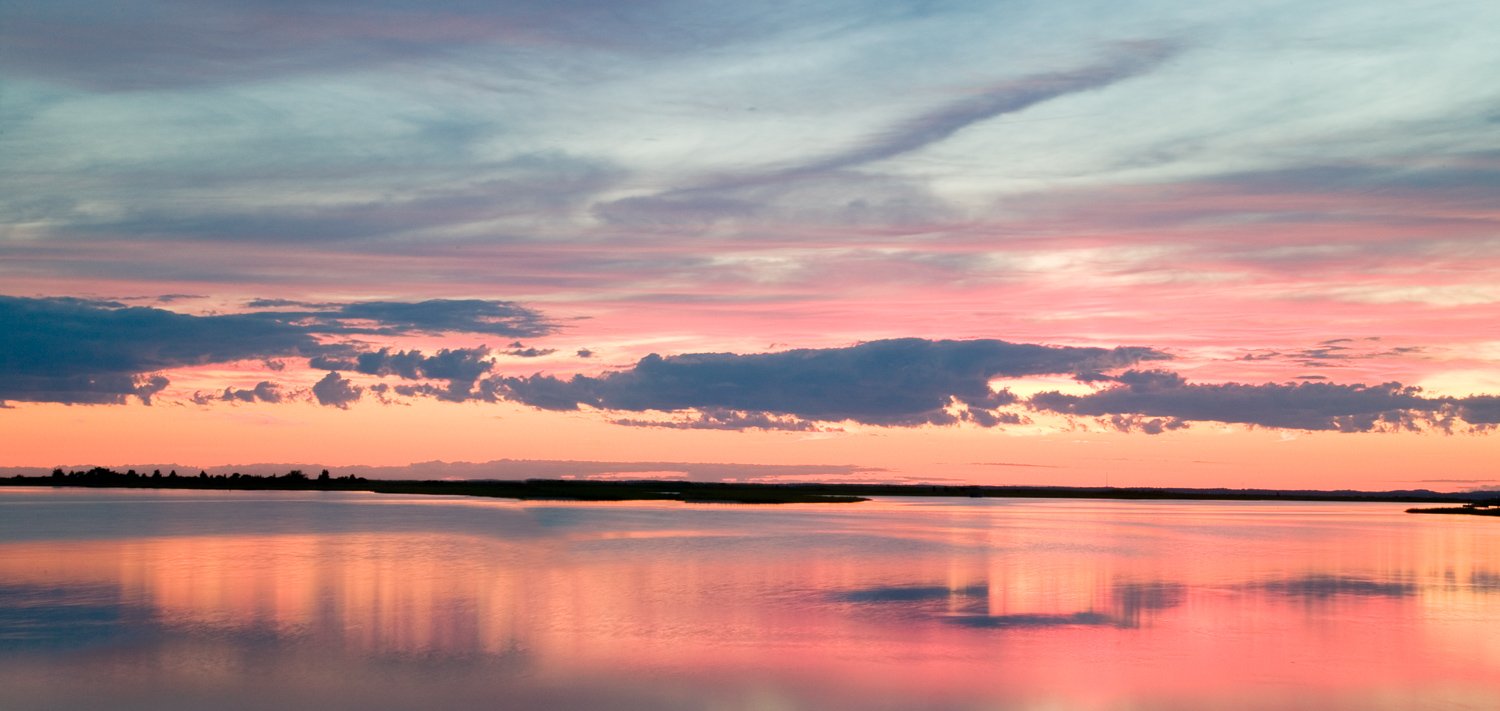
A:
2,488,1499,710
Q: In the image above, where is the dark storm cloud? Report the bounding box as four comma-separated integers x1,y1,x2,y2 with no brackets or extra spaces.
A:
0,295,552,405
485,338,1168,426
1028,370,1498,433
312,371,362,409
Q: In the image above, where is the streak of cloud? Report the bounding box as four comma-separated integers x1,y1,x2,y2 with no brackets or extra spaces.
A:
774,42,1178,179
1029,370,1496,433
596,42,1179,226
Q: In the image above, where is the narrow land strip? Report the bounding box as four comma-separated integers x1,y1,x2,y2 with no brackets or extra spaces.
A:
7,467,1498,509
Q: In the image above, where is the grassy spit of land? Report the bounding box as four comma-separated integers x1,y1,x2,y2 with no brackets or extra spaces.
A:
5,467,1499,509
1405,503,1500,516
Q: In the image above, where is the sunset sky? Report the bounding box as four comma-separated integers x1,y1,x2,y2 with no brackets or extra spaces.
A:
3,0,1498,489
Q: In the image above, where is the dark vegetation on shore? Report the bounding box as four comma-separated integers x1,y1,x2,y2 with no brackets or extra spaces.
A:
1406,502,1500,517
1,467,867,504
6,467,1499,508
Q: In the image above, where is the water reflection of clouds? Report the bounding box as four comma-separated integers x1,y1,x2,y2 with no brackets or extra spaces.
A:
1113,581,1186,610
947,612,1115,629
1112,581,1186,628
0,491,554,543
831,580,1186,630
832,571,1429,630
0,583,153,651
832,584,988,604
1251,575,1416,599
1471,571,1500,590
828,569,1457,631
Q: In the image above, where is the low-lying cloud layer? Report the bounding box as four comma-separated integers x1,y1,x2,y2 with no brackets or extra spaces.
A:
7,292,1497,435
0,296,551,405
192,381,283,405
1031,370,1500,433
315,346,496,402
474,346,1499,434
486,338,1167,427
247,299,555,338
1,296,319,404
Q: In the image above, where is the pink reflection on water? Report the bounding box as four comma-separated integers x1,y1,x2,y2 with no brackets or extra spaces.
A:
1,496,1500,709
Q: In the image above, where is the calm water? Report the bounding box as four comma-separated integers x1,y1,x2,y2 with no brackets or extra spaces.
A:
3,488,1499,710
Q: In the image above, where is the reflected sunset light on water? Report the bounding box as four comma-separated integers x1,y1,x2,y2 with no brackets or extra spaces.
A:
3,491,1500,709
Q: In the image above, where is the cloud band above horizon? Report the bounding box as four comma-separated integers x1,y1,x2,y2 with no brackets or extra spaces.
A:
6,293,1496,435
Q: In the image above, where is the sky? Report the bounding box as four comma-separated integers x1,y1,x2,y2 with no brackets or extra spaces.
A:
3,0,1498,490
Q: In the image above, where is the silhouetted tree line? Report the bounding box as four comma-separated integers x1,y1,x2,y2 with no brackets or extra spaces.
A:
7,466,366,491
6,468,1497,507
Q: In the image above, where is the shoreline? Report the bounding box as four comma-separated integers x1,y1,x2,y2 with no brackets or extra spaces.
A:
1406,505,1500,517
6,467,1498,508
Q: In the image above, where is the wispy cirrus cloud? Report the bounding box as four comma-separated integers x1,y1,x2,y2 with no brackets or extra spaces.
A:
4,0,1498,464
1238,338,1425,369
769,41,1178,180
0,0,748,91
596,42,1178,228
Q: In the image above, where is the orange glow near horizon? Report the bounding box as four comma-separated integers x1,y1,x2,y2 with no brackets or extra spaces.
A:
3,398,1497,491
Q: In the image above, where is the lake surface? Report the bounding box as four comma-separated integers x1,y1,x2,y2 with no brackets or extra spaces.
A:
3,488,1499,710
